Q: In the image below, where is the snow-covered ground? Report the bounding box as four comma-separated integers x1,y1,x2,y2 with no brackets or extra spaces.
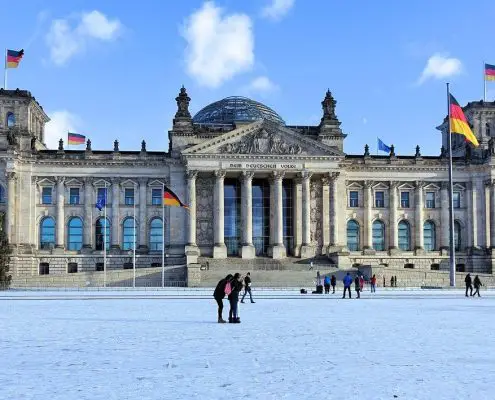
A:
2,289,494,400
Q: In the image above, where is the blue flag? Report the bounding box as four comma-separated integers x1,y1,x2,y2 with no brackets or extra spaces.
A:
96,194,106,211
377,138,391,153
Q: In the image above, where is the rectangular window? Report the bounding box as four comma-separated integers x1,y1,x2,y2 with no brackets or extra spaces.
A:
95,263,104,272
123,263,133,270
400,192,410,208
39,263,49,275
375,191,384,208
97,188,107,204
125,188,135,205
453,191,461,209
42,187,52,204
68,263,78,273
425,192,435,208
152,188,162,205
349,191,358,207
69,188,80,205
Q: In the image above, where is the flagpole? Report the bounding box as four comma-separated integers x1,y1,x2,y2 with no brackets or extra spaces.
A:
104,181,107,288
4,49,7,90
484,61,487,102
446,83,456,287
162,183,165,288
133,183,136,288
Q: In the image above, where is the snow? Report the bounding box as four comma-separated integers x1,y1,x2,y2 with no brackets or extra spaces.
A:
1,289,494,400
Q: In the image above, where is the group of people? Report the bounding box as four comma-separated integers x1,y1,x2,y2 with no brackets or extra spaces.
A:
213,272,255,323
464,273,483,297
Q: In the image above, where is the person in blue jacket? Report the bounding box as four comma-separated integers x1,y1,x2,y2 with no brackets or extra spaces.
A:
342,272,353,299
324,275,331,294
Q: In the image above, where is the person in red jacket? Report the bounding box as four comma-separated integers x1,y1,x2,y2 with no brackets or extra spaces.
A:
370,274,377,293
359,275,364,292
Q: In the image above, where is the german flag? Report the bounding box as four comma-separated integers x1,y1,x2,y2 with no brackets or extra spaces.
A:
163,186,188,209
6,49,24,68
450,94,479,147
485,63,495,81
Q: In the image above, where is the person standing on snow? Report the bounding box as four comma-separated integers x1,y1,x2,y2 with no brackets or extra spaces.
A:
228,273,243,323
324,275,331,294
370,274,377,293
359,275,365,292
213,274,233,323
354,276,361,299
465,273,473,297
342,272,353,299
472,275,482,297
241,272,255,303
331,275,337,294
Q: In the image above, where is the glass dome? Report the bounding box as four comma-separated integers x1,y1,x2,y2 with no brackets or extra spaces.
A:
192,96,285,126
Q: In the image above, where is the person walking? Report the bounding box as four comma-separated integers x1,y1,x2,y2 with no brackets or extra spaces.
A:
390,276,394,288
394,276,398,287
324,275,331,294
342,272,352,299
465,273,473,297
228,273,243,323
241,272,255,303
331,275,337,294
213,274,233,323
354,276,361,299
370,274,377,293
472,275,482,297
359,275,365,292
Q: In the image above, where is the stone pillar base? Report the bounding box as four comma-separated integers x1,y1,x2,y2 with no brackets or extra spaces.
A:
185,244,200,264
326,245,343,255
300,245,315,259
271,244,286,260
241,244,256,259
362,248,376,255
440,247,449,255
137,245,149,254
186,263,202,287
415,247,425,256
213,244,227,259
52,246,65,254
389,246,400,255
81,245,93,254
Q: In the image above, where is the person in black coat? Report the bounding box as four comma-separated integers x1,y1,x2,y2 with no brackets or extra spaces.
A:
241,272,255,303
213,274,233,323
472,275,482,297
465,273,473,297
330,275,337,294
228,273,243,323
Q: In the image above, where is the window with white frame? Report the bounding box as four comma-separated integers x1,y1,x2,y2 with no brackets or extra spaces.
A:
41,187,53,205
453,191,461,209
400,191,410,208
349,191,358,207
152,188,162,205
425,192,435,208
69,188,80,205
124,188,135,205
375,191,384,208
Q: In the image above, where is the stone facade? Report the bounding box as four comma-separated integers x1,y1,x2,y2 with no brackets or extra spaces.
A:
1,87,495,286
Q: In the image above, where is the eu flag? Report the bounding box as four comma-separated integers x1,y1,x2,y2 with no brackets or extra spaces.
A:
96,195,106,211
377,138,391,153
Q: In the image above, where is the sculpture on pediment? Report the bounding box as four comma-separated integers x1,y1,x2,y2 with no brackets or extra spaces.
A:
6,130,18,146
31,136,37,151
321,89,337,120
220,130,302,155
175,86,191,119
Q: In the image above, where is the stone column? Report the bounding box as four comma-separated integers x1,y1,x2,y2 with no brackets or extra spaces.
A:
440,182,450,251
301,171,315,258
213,170,227,258
6,172,16,244
82,177,93,250
293,176,302,257
485,181,491,248
111,178,120,249
55,177,65,249
329,172,340,251
490,181,495,249
415,181,424,252
364,180,374,251
241,171,255,259
138,178,148,251
467,181,476,250
389,181,399,253
185,171,199,263
321,174,330,254
270,171,286,259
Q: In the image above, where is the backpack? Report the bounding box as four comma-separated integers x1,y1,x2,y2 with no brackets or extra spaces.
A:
224,281,232,295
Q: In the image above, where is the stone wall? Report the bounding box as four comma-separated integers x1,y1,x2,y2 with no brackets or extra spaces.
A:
196,175,214,254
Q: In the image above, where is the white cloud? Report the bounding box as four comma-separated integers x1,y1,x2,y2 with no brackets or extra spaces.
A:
44,111,81,149
261,0,295,21
46,10,122,65
182,1,254,88
417,54,462,85
247,76,278,93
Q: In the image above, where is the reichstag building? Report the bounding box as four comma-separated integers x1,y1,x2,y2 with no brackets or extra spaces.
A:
1,86,494,285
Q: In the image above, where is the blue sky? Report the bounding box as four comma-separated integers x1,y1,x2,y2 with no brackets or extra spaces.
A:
2,0,495,155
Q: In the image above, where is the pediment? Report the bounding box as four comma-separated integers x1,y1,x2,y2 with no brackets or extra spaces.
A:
37,177,55,186
148,179,166,187
398,182,415,190
453,183,465,191
93,179,111,187
65,178,83,187
372,182,389,190
182,120,343,157
424,183,440,190
121,179,138,187
346,181,363,189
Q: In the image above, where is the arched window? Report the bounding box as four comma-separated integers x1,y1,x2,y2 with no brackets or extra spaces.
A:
454,221,461,251
6,112,15,127
149,218,163,251
347,220,360,251
372,220,385,251
67,217,83,251
398,220,411,251
95,218,110,251
122,217,136,250
424,221,436,251
40,217,55,249
0,185,5,204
